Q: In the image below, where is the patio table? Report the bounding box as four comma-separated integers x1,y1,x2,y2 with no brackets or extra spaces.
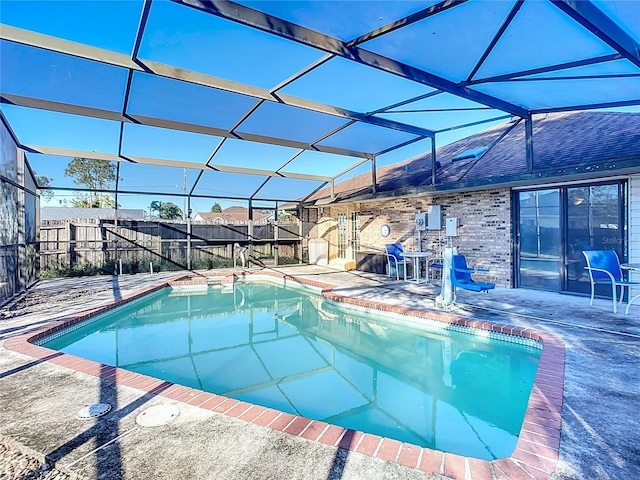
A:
402,251,432,284
621,263,640,314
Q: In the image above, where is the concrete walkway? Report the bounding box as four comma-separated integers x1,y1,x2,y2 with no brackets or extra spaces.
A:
0,266,638,480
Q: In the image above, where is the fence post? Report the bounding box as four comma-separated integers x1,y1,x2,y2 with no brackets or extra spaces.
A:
187,198,192,270
66,222,74,267
156,222,161,269
274,217,279,267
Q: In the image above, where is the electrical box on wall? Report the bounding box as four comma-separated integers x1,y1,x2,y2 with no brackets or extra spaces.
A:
446,217,458,237
427,205,441,230
415,213,427,231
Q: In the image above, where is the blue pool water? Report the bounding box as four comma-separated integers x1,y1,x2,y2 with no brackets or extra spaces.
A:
43,280,540,460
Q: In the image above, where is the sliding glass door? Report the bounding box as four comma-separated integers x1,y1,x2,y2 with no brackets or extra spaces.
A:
516,181,626,295
518,189,561,290
566,184,625,295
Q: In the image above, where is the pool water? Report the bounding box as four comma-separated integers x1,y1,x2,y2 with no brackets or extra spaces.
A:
43,280,540,460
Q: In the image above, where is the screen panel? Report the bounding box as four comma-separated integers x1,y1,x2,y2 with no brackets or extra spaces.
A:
0,181,18,244
138,0,324,90
208,139,300,171
473,0,614,80
376,137,433,168
1,41,129,112
280,151,363,178
121,124,222,165
592,0,640,43
234,0,437,42
0,105,120,153
118,163,201,195
376,93,506,132
236,102,349,144
254,177,325,202
317,122,419,154
472,77,640,111
0,121,19,182
192,170,270,199
22,154,79,190
127,72,258,131
520,58,639,79
279,57,434,113
362,0,518,82
0,0,142,54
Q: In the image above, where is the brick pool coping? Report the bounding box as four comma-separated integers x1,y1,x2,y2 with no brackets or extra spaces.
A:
4,271,565,480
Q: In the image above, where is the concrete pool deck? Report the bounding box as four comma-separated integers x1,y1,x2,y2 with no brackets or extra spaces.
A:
0,265,638,479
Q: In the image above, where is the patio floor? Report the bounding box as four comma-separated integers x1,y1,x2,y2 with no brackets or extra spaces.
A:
0,265,638,480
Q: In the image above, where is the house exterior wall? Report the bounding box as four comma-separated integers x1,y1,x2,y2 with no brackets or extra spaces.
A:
629,174,640,296
322,188,513,287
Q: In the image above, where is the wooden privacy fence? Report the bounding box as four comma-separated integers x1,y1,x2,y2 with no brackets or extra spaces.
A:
40,219,303,272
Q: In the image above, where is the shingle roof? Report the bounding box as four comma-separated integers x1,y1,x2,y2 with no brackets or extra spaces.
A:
311,111,640,203
41,207,146,221
194,206,271,223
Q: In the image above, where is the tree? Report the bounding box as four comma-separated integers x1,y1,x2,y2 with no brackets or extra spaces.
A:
34,173,54,202
150,201,183,220
211,202,222,213
64,157,118,208
71,195,116,208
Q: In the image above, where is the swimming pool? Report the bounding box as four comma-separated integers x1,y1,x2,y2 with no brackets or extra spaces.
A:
41,278,540,460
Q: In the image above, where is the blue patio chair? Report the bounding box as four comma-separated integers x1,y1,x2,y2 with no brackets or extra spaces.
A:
451,254,495,293
428,256,443,282
582,250,640,313
384,243,407,280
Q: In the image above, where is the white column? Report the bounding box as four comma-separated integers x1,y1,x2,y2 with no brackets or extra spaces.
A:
435,247,458,308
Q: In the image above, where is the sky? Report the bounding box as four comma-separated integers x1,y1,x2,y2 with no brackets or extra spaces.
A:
1,0,639,214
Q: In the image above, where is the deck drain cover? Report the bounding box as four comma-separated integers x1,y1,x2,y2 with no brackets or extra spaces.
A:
136,405,180,427
77,403,111,419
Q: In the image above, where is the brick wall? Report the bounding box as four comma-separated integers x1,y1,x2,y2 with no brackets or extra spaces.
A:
321,188,513,287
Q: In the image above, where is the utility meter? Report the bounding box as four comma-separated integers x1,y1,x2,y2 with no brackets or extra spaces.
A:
446,217,459,237
415,213,427,231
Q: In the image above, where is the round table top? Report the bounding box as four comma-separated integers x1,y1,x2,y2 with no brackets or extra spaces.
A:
622,263,640,270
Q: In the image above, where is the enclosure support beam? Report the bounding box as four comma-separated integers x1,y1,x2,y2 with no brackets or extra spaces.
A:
465,0,524,82
551,0,640,69
274,205,279,267
174,0,529,117
1,91,373,160
371,157,377,195
17,149,26,289
297,203,304,265
431,138,438,186
20,144,332,183
532,98,640,114
1,24,435,138
248,200,254,263
115,162,120,275
187,196,192,271
525,117,534,173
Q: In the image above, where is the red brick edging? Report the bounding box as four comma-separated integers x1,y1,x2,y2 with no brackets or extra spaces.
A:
3,271,565,480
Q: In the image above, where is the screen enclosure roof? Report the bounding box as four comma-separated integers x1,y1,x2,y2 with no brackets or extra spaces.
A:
1,0,639,205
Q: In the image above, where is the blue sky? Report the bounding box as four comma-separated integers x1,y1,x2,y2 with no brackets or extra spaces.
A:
1,0,638,214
